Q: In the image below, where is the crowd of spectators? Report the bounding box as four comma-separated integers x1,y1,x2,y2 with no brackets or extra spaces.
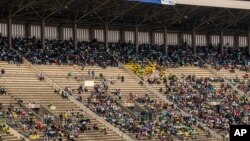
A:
164,73,249,139
1,36,250,141
0,35,23,64
85,76,204,140
12,37,118,68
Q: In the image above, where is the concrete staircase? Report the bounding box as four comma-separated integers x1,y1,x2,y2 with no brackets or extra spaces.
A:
0,61,125,141
0,133,21,141
171,67,223,91
35,65,159,103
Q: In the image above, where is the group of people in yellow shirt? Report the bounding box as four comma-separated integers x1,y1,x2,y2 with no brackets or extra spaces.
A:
125,61,166,79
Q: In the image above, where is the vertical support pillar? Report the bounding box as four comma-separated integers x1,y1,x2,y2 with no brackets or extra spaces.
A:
104,24,108,48
120,28,125,43
220,30,224,55
192,28,196,55
234,35,239,49
207,33,211,46
178,32,183,45
164,28,168,54
41,20,45,49
73,21,77,50
150,30,154,45
89,27,94,41
248,27,250,55
25,23,31,39
58,25,63,40
135,26,139,53
8,18,12,48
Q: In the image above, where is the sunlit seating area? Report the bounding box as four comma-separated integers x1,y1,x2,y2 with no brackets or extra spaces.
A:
1,1,250,140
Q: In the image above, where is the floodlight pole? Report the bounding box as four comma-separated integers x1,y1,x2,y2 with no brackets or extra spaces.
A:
104,24,108,48
41,20,45,49
220,30,224,55
73,21,77,50
7,17,12,48
192,28,196,55
248,27,250,55
164,28,168,54
135,26,139,53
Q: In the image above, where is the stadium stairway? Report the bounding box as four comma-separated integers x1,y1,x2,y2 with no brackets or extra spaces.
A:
0,61,126,141
0,59,222,141
0,133,21,141
0,95,27,141
171,66,223,91
0,94,44,141
206,66,250,102
35,65,173,141
214,67,249,80
35,65,159,101
119,64,222,141
34,64,224,141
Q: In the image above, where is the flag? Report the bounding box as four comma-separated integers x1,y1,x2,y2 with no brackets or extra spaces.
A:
127,0,175,5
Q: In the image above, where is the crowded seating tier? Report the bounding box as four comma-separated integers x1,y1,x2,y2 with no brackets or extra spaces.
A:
0,61,124,141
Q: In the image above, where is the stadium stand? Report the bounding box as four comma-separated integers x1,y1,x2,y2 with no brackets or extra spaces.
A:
1,0,250,141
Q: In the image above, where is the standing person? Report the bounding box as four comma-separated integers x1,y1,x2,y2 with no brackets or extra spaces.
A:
91,70,95,79
88,69,91,77
67,71,72,78
1,69,5,75
81,64,84,71
121,76,124,82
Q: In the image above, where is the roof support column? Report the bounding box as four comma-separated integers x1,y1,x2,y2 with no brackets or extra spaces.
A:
120,28,125,43
207,33,211,46
164,28,168,54
8,18,12,48
89,27,94,41
248,27,250,55
135,26,139,53
178,32,183,45
220,30,224,55
150,30,154,45
25,23,31,39
58,25,63,40
41,20,45,49
234,35,239,49
73,22,77,50
104,24,108,48
192,28,196,55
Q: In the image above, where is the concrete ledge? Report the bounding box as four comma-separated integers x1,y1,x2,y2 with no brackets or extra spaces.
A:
177,0,250,10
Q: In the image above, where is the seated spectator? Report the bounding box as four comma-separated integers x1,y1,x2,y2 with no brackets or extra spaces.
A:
121,76,124,82
49,102,56,111
1,69,4,75
93,124,99,130
0,88,6,95
37,73,44,81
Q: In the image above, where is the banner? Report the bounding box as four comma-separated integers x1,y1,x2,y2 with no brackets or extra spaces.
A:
128,0,175,5
84,81,95,87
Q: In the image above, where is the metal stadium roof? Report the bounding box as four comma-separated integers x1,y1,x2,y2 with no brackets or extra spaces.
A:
0,0,250,33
